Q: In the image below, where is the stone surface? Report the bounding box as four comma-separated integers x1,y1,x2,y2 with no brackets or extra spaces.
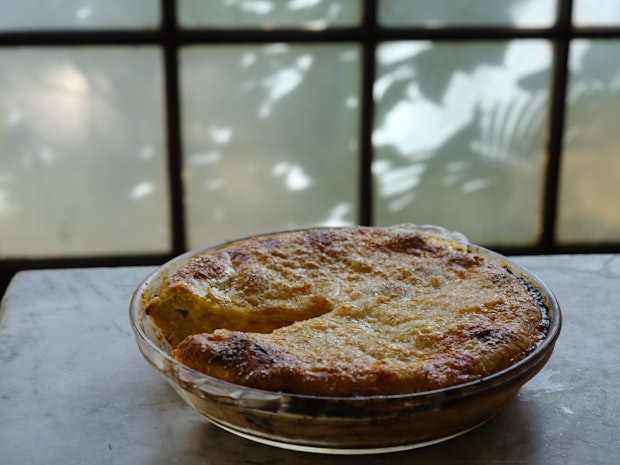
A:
1,255,619,464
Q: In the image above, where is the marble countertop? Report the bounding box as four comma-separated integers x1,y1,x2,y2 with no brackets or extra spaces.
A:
1,255,619,464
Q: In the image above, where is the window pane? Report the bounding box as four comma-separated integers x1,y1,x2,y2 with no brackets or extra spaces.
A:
557,39,620,244
181,44,360,248
0,48,169,258
573,0,620,26
0,0,159,31
373,40,551,246
379,0,557,28
178,0,360,29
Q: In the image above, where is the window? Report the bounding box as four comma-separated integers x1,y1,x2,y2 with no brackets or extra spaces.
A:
2,0,620,294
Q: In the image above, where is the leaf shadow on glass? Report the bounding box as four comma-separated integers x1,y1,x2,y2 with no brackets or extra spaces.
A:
183,44,359,246
558,39,620,242
373,39,550,246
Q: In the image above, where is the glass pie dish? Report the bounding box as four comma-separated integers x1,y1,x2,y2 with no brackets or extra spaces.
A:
129,225,561,455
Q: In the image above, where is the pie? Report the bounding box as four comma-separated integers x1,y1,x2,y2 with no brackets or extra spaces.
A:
146,225,548,396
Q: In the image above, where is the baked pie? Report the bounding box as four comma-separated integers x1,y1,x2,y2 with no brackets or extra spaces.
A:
145,225,548,396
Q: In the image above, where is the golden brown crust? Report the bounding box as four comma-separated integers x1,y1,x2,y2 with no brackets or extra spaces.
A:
147,226,547,396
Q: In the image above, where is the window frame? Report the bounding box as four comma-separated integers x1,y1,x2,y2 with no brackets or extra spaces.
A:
1,0,619,296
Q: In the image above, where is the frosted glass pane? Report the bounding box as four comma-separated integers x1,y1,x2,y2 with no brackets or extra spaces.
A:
573,0,620,26
557,39,620,244
379,0,557,28
373,40,551,246
0,0,159,31
178,0,360,29
0,48,169,258
181,44,359,247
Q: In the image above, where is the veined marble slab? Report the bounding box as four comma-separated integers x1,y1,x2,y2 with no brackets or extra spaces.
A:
1,255,619,464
